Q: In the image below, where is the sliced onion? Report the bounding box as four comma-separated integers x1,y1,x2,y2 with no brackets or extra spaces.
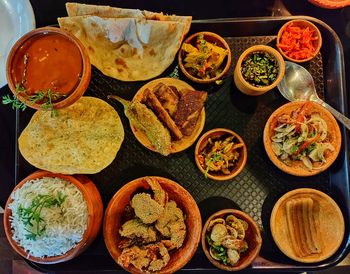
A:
301,155,313,170
271,142,282,156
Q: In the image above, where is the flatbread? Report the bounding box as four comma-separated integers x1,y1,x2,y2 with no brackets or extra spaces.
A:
65,2,191,34
58,16,187,81
18,97,124,174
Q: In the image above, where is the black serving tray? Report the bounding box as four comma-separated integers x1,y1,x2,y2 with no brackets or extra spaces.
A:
14,16,349,272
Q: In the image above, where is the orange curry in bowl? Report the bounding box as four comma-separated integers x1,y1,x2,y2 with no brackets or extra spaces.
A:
6,27,91,111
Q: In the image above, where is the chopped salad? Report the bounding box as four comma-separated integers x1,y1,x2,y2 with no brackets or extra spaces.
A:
270,102,335,170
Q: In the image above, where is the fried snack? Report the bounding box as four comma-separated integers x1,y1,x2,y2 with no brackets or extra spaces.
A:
18,97,124,174
119,219,157,243
285,197,321,257
131,193,164,224
143,88,183,140
153,83,181,117
174,89,208,135
109,95,171,156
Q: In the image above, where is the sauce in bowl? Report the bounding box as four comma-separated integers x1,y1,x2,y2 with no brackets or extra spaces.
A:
6,27,91,110
11,33,82,97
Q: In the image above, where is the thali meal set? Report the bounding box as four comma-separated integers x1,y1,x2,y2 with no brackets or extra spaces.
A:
2,2,349,273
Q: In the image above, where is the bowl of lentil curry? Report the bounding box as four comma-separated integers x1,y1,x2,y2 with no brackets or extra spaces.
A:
195,128,247,181
234,45,285,96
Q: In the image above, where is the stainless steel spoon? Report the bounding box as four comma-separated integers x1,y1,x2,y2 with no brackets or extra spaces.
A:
277,61,350,130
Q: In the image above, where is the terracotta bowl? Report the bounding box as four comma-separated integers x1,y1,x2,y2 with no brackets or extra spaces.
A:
132,77,206,155
202,209,262,271
3,170,103,264
276,19,322,63
178,31,232,84
6,27,91,110
270,188,344,263
263,101,341,176
233,45,285,96
308,0,350,9
195,128,247,181
103,176,202,273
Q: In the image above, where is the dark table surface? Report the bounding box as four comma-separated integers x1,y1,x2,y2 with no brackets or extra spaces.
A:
0,0,349,273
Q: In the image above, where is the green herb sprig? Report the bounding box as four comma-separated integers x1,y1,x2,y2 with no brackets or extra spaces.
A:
17,191,67,240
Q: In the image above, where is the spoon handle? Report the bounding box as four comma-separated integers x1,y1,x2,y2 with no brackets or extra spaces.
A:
315,99,350,130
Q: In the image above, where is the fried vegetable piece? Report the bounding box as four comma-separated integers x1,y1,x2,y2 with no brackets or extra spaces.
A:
173,89,207,135
156,200,186,250
119,218,157,243
143,88,183,140
153,83,181,117
146,177,168,207
118,243,170,272
108,95,171,156
131,193,164,224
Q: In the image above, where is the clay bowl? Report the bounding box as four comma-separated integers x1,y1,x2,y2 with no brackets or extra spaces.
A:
263,101,341,176
276,19,322,63
234,45,285,96
6,27,91,110
202,209,262,271
3,170,103,264
270,188,344,263
308,0,350,9
178,31,232,84
195,128,247,181
132,77,205,154
104,176,202,273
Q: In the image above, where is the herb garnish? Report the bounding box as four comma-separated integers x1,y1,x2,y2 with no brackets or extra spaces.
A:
241,51,279,87
2,84,64,116
17,192,67,240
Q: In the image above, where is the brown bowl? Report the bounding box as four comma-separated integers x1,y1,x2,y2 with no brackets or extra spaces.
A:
202,209,262,271
132,77,205,154
178,31,232,84
276,19,322,63
103,176,202,273
234,45,285,96
308,0,350,9
270,188,344,263
263,101,341,176
3,170,103,264
195,128,247,181
6,27,91,110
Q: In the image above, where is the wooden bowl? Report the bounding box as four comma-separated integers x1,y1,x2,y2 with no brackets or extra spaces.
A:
201,209,262,271
132,77,205,154
194,128,247,181
6,27,91,110
270,188,345,263
263,101,341,176
233,45,285,96
276,19,322,63
3,170,103,264
104,176,202,273
178,31,232,84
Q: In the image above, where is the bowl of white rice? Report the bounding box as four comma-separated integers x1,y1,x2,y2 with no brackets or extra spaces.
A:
3,170,103,264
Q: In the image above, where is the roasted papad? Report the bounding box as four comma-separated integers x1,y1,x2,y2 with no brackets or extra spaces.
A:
18,97,124,174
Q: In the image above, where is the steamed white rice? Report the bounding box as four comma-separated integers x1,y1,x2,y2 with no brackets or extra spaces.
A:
9,177,88,258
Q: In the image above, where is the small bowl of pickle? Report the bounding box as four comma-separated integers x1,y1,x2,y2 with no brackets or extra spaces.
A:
201,209,262,271
194,128,247,181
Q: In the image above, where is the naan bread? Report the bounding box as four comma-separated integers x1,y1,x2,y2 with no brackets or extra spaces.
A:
58,16,187,81
18,97,124,174
65,2,191,34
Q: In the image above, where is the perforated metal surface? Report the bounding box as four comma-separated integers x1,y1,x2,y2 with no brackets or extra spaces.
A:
18,27,345,273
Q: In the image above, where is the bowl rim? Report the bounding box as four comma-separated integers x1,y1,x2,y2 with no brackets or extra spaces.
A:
234,44,286,93
201,208,262,271
178,31,232,84
263,101,342,176
276,19,322,63
103,175,202,273
194,128,247,181
6,26,91,110
3,170,95,264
